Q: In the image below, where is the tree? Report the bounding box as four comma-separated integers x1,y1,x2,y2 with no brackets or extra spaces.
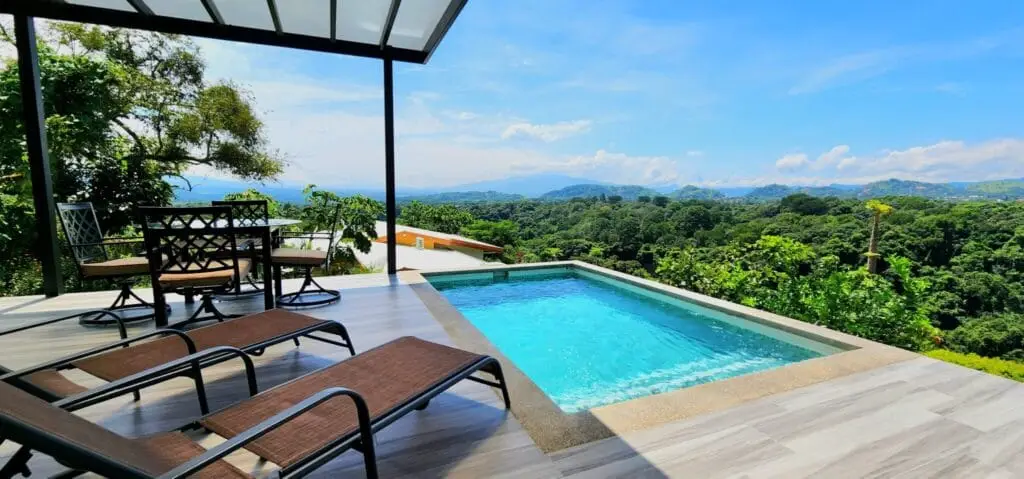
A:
652,196,670,207
398,201,473,234
298,185,383,273
0,24,282,294
460,220,519,247
637,195,651,203
223,189,281,217
607,195,623,204
865,200,894,273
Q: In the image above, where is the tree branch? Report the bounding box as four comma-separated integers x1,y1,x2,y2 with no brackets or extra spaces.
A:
168,174,193,191
112,118,146,154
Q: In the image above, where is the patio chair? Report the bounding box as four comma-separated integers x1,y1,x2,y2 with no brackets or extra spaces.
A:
0,309,355,413
211,199,270,297
139,205,249,329
272,200,343,308
0,337,510,479
56,202,169,326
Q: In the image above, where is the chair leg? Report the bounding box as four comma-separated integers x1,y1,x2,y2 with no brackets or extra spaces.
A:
0,446,32,479
170,294,243,330
79,283,168,327
277,267,340,308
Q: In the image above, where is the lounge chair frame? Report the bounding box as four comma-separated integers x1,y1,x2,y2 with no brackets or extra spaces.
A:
1,315,355,414
0,341,510,479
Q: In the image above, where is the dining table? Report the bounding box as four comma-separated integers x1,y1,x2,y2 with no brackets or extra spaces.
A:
146,217,301,326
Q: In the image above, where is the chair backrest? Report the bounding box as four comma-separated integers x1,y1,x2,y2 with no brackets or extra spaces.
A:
212,199,269,228
138,206,242,290
56,202,107,264
0,380,165,478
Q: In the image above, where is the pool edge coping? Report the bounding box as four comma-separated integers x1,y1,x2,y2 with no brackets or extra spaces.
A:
401,261,919,453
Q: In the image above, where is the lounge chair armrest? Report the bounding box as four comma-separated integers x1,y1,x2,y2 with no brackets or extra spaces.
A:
0,310,127,340
158,387,374,479
0,329,196,382
56,346,257,411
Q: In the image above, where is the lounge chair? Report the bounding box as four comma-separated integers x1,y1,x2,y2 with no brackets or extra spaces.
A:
0,337,510,478
1,309,355,414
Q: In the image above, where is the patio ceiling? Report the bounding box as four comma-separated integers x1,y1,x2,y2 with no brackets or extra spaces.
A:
2,0,468,64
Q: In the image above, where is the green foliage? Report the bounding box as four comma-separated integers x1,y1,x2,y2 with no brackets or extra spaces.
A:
540,184,659,201
925,349,1024,382
670,185,725,200
223,189,280,217
398,201,474,234
0,25,282,295
460,220,519,247
780,193,829,215
944,314,1024,361
299,185,383,255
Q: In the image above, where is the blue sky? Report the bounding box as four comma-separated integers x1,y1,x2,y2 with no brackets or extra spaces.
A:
194,0,1024,188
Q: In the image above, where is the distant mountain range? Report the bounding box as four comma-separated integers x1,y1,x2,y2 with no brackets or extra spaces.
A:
172,175,1024,204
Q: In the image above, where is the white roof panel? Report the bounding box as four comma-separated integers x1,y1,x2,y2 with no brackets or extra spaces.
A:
39,0,468,64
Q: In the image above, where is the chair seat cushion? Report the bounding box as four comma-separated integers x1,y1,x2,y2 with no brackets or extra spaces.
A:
271,248,327,266
81,256,150,278
159,259,251,288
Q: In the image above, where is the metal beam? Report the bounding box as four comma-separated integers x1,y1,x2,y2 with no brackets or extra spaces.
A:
380,0,402,49
14,16,63,297
0,2,427,64
125,0,154,16
422,0,468,63
266,0,283,35
200,0,224,25
329,0,337,41
383,59,398,275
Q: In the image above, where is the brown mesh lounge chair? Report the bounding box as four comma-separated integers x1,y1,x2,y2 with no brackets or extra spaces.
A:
0,337,510,479
0,309,354,414
56,202,170,326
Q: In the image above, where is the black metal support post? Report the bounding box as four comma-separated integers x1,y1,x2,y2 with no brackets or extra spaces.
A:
15,15,63,297
383,59,398,275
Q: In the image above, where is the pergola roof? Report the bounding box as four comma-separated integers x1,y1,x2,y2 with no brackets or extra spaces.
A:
2,0,468,63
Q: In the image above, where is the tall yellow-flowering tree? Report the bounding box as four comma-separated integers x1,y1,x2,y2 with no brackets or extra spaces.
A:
865,200,894,273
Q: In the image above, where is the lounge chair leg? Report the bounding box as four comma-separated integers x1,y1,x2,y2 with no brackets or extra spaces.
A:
490,361,512,410
293,337,300,347
191,370,210,415
0,446,33,479
415,400,430,411
132,389,141,402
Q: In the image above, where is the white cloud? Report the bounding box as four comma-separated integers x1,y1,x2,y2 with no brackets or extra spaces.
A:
775,145,852,172
751,139,1024,187
501,120,592,142
775,153,809,171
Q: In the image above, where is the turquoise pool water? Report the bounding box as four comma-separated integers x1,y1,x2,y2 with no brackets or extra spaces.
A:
429,268,837,413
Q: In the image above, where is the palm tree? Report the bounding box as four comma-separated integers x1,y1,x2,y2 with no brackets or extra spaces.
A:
865,200,894,273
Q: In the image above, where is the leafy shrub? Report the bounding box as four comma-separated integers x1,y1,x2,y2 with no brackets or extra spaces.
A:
925,349,1024,382
944,313,1024,361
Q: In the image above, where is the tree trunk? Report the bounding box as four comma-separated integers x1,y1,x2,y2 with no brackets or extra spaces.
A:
866,213,880,273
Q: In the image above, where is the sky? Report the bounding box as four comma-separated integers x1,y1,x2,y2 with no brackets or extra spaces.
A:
100,1,1024,188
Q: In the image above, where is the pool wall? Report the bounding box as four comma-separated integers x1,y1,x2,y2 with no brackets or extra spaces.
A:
403,261,919,452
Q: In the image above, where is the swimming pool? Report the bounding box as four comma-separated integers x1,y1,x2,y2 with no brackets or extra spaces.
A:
427,267,842,413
